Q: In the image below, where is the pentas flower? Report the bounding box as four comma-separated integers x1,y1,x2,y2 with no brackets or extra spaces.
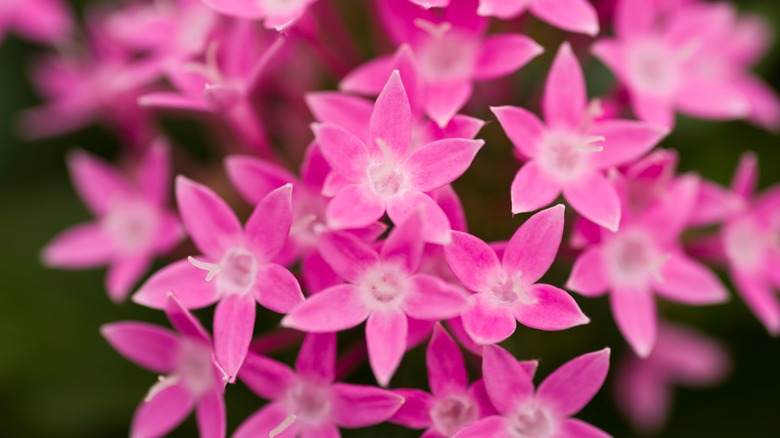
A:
390,324,508,437
444,205,588,345
455,346,612,438
476,0,599,36
343,0,543,127
201,0,317,30
567,174,729,357
313,70,484,244
493,43,668,231
101,294,226,438
615,322,730,434
0,0,71,44
133,178,304,382
282,212,472,386
591,0,774,129
234,333,404,437
42,141,183,302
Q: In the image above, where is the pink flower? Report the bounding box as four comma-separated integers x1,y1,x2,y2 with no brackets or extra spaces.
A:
343,0,542,127
390,324,510,437
133,178,304,382
282,213,472,386
42,140,183,302
476,0,599,36
101,293,226,438
233,333,404,437
492,42,668,231
314,70,484,244
201,0,317,30
455,345,612,438
0,0,72,44
444,205,589,345
615,322,730,434
567,174,729,357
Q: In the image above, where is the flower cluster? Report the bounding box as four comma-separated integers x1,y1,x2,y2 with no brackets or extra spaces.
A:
15,0,779,436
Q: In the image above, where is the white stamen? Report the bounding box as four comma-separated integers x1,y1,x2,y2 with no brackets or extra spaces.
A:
144,375,180,402
413,19,452,39
188,256,222,281
650,253,671,283
269,413,298,437
577,136,605,153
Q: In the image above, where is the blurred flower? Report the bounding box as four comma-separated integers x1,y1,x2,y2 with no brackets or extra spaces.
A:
201,0,318,30
477,0,599,35
0,0,72,44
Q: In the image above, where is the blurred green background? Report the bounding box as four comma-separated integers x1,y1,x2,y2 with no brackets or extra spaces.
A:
2,0,780,436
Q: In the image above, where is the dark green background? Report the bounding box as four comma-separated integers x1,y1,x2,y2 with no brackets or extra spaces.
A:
1,0,779,436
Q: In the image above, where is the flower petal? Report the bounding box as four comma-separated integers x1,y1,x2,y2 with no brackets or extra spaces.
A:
137,139,172,206
503,204,565,284
295,333,337,382
403,274,472,321
282,285,369,332
313,124,371,182
42,222,112,268
566,247,609,297
491,105,545,159
444,231,502,293
510,161,561,214
254,263,304,314
454,416,512,438
133,259,220,310
305,92,373,141
107,255,151,302
732,268,780,335
176,176,242,259
482,345,534,414
425,80,473,128
238,352,295,400
537,348,611,417
563,171,621,232
326,184,385,230
196,388,226,438
389,389,434,429
427,323,469,397
369,70,412,158
131,383,196,438
405,138,484,193
461,295,516,345
557,418,612,438
164,293,211,343
387,192,452,245
331,383,405,427
101,322,179,373
515,284,589,331
543,42,586,129
531,0,599,35
224,155,296,206
366,310,408,386
340,54,395,95
214,294,256,382
67,150,131,216
588,120,668,169
381,210,425,274
611,286,657,358
318,230,380,283
232,403,296,438
653,252,729,305
474,34,543,81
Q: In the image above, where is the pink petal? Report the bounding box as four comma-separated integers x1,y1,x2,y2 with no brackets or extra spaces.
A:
318,230,380,283
640,175,699,243
340,54,395,96
282,285,370,332
557,418,612,438
474,34,543,81
101,322,178,373
390,388,433,429
631,92,676,129
543,42,586,129
403,274,472,321
176,176,242,259
11,0,72,43
537,348,611,416
491,105,544,159
615,359,670,433
515,284,589,331
331,383,405,427
531,0,599,35
238,352,295,400
41,222,111,268
295,333,336,382
312,124,371,182
588,120,668,169
731,151,758,198
454,416,512,438
470,378,499,417
369,70,412,158
300,424,340,438
232,403,296,438
566,247,609,297
387,192,452,245
152,211,185,254
444,231,502,293
510,161,562,214
611,287,657,358
563,171,621,232
200,0,264,19
676,79,750,121
366,310,409,386
427,323,469,396
503,204,564,284
305,92,372,141
137,139,171,206
301,252,344,293
326,184,385,229
461,295,517,345
164,293,211,344
67,150,131,216
477,0,529,18
381,210,425,274
482,345,534,414
196,388,226,438
138,92,213,113
214,294,256,382
432,185,468,232
425,80,473,128
224,155,297,206
131,383,196,438
732,269,780,335
133,259,219,310
614,0,657,39
653,252,729,305
107,255,150,302
254,263,304,313
405,138,484,193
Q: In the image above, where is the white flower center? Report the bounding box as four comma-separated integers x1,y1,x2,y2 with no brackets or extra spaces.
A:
537,131,603,182
367,138,409,198
431,395,479,437
627,39,680,96
605,230,668,287
286,380,333,426
145,339,215,402
415,20,478,81
261,0,306,15
189,247,258,296
102,199,158,255
509,402,555,438
489,272,534,306
360,264,407,310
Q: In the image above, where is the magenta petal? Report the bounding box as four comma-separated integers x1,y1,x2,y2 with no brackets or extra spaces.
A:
557,418,612,438
326,184,385,229
42,222,111,268
653,252,729,305
403,274,472,321
200,0,264,19
366,310,408,386
306,92,373,142
318,231,380,282
107,255,150,302
503,204,564,284
390,388,433,429
563,171,621,232
543,43,586,129
632,92,675,129
101,322,178,373
340,54,395,95
67,150,131,216
444,231,502,293
531,0,599,35
232,403,296,438
491,105,545,159
461,295,516,345
588,120,668,169
224,155,296,206
474,34,543,81
381,211,425,274
614,0,656,39
282,284,369,332
515,284,589,331
454,416,512,438
254,263,304,314
611,287,657,358
566,247,609,297
196,388,226,438
331,383,405,427
482,345,534,414
214,294,256,382
405,138,484,193
300,424,339,438
164,293,211,344
131,383,196,438
133,259,220,310
137,140,171,206
313,124,371,182
537,348,610,417
732,269,780,335
510,161,561,214
731,151,759,198
427,323,469,396
238,352,295,400
477,0,527,18
425,80,473,128
295,332,336,382
176,176,242,258
369,70,412,158
676,79,750,121
387,192,452,245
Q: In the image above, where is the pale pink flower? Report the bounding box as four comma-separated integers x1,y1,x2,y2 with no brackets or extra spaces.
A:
615,322,730,433
444,205,589,345
313,70,484,244
455,346,611,438
133,178,304,382
567,174,729,357
234,333,404,437
492,42,668,231
201,0,317,30
476,0,599,35
409,0,450,9
0,0,72,44
282,213,472,386
42,140,183,302
101,293,226,438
